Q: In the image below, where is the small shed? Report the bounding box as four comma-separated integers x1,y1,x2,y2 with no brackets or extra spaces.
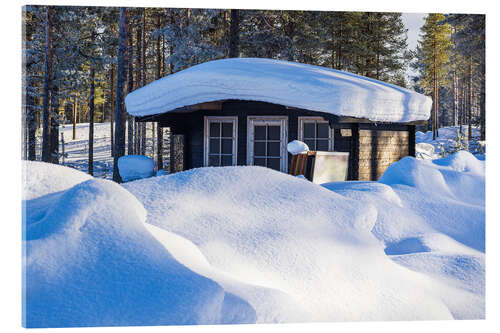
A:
125,58,431,181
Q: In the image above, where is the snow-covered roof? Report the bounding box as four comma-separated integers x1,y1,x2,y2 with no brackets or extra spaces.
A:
125,58,432,123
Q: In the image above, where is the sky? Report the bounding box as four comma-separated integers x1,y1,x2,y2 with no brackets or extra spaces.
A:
402,13,427,51
401,13,427,80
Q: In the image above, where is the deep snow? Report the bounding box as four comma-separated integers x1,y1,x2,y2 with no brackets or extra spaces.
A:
125,58,432,123
415,126,484,160
23,166,256,327
22,150,485,327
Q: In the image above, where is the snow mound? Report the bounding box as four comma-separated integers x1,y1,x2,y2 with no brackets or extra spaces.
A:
432,150,484,175
324,155,485,319
118,155,155,182
415,142,435,159
124,166,453,322
287,140,309,155
24,169,256,327
125,58,431,123
22,161,92,200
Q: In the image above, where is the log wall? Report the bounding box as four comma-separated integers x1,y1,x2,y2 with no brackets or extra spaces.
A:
357,129,409,180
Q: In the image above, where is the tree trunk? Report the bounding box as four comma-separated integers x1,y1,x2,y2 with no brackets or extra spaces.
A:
127,20,135,155
27,85,37,161
41,6,53,162
49,80,59,164
88,64,95,175
113,7,128,183
468,55,473,141
432,38,438,140
109,66,114,156
156,13,163,169
229,9,240,58
72,98,77,140
480,64,485,141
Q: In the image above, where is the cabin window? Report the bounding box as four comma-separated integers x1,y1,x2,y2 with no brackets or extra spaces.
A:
247,116,288,172
298,117,334,151
204,116,238,167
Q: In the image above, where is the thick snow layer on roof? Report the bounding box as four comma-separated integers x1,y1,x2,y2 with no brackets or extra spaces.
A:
125,58,432,123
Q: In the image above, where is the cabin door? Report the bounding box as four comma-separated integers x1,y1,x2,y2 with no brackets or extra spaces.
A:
247,116,288,172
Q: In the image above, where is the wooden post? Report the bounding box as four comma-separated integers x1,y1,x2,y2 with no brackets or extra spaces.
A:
351,124,360,180
408,125,416,157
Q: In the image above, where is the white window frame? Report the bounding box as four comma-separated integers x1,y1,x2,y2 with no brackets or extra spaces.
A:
298,116,334,151
203,116,238,167
247,116,288,172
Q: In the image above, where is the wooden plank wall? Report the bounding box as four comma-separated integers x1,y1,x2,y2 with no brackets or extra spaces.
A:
357,129,409,180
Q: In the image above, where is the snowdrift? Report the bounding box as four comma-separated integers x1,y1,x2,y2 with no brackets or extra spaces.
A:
22,161,92,200
124,166,453,322
125,58,431,123
325,151,485,319
23,153,484,326
23,162,256,327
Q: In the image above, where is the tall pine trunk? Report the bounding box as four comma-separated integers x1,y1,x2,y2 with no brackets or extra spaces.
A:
229,9,240,58
156,13,163,169
468,55,473,141
41,6,53,162
140,8,147,156
109,66,114,156
113,7,128,183
49,80,59,164
88,64,95,175
127,20,135,155
480,63,485,141
27,84,37,161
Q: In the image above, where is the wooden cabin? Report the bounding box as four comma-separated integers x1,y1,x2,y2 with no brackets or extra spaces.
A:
126,58,431,181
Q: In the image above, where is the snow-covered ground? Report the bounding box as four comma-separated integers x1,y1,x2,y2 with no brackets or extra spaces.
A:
22,148,485,327
34,122,161,179
415,126,484,160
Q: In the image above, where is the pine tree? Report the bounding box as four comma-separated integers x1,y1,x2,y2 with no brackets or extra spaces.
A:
112,7,128,182
417,14,452,139
41,6,53,162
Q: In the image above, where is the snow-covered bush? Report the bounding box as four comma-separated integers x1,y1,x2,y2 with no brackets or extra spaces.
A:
118,155,155,182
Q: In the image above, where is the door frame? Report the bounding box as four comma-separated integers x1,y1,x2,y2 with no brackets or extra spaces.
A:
246,116,288,172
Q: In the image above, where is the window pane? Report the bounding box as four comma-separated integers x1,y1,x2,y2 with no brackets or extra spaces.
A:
254,141,266,156
303,123,315,138
209,122,220,137
209,155,220,167
317,123,329,138
254,125,266,140
267,158,281,171
267,141,280,157
304,139,315,151
221,138,233,154
222,122,233,137
221,155,233,166
209,138,220,154
268,125,281,140
254,157,266,167
316,139,329,151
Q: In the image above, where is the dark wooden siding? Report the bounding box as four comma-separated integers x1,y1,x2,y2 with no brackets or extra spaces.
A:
154,100,413,181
